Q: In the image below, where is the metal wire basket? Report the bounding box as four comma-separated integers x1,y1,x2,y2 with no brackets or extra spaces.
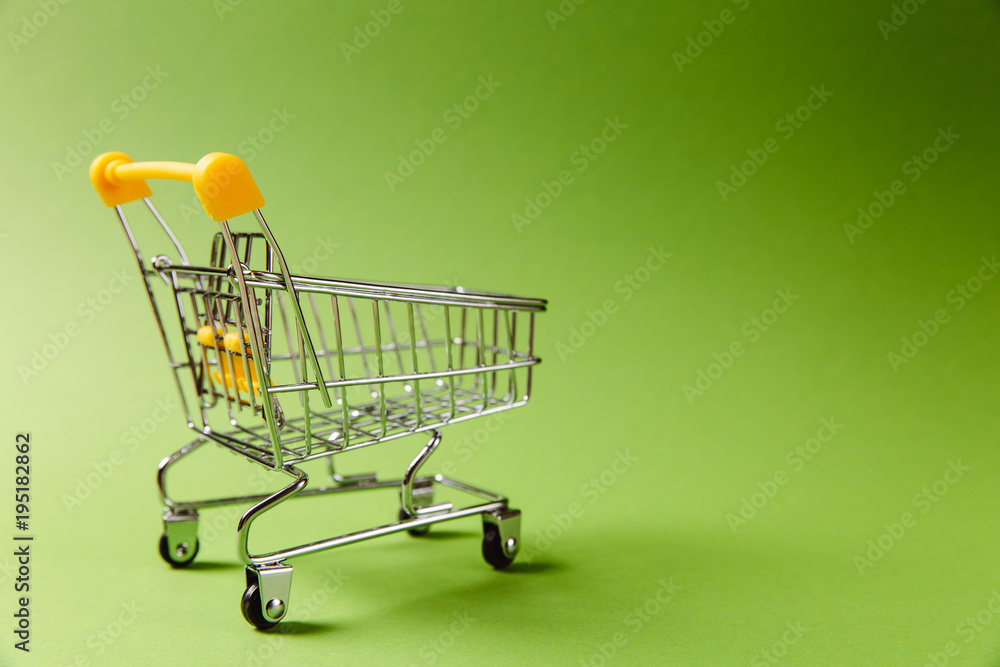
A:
90,151,546,629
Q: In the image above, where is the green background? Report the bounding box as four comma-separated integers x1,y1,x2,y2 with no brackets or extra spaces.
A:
2,0,1000,664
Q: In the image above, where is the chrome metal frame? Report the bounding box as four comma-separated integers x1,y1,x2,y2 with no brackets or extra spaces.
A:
157,430,510,566
110,195,544,627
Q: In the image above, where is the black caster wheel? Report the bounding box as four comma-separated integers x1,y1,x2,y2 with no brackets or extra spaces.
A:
482,523,515,570
158,532,199,568
241,583,279,631
399,508,430,537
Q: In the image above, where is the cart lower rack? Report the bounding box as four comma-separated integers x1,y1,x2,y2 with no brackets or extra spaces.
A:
90,151,546,629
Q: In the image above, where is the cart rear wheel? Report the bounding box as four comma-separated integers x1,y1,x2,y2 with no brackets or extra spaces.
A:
398,508,431,537
482,522,515,570
158,532,199,568
241,584,279,631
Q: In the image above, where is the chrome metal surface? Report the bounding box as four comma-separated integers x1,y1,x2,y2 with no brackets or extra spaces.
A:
265,598,285,620
252,563,292,622
327,456,378,485
484,508,522,559
105,190,544,626
126,209,544,468
163,509,199,561
401,430,449,517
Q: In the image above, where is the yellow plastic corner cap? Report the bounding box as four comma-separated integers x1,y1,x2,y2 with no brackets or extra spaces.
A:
90,152,152,207
197,324,231,346
197,325,217,347
223,331,252,355
193,153,265,221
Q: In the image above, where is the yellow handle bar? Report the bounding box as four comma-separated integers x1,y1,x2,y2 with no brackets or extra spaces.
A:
90,151,265,222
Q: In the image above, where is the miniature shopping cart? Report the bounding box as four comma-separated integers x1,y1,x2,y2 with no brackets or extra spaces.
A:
89,151,545,629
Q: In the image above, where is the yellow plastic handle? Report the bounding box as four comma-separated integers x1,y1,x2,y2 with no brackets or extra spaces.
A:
90,151,265,222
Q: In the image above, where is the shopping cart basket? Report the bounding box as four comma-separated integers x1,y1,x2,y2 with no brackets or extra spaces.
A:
89,151,545,629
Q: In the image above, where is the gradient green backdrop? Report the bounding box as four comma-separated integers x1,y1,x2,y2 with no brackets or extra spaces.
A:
2,1,1000,665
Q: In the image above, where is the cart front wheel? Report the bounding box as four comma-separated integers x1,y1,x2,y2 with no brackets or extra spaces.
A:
482,522,515,570
158,532,199,568
241,584,279,631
